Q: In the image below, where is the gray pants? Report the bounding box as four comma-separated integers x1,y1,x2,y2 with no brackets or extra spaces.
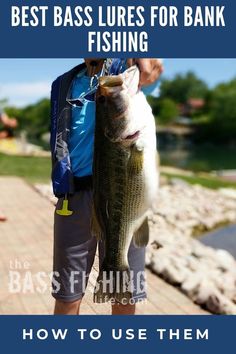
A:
52,190,147,303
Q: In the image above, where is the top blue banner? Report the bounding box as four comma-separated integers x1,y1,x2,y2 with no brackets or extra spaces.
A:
0,0,235,58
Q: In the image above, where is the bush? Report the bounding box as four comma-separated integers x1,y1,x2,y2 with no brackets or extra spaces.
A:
158,98,179,124
6,98,50,140
201,79,236,143
160,72,208,104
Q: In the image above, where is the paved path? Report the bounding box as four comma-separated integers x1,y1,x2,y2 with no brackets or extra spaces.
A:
0,177,208,315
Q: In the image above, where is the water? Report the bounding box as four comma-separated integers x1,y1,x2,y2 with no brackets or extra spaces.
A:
158,137,236,172
158,136,236,257
200,224,236,259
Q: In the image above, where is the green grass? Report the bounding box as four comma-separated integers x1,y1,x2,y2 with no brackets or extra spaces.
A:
1,152,235,190
162,172,236,190
0,153,51,183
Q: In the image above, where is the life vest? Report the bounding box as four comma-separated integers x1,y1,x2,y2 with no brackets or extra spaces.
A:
50,63,86,197
50,59,126,197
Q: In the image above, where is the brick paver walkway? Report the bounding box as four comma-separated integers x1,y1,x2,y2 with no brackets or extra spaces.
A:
0,177,208,314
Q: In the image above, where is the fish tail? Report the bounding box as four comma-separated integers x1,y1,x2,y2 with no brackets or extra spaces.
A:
93,267,133,304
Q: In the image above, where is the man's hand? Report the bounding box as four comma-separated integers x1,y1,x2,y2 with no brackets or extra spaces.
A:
127,58,164,87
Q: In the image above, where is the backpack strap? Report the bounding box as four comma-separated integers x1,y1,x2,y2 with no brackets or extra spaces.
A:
50,62,86,197
50,62,86,152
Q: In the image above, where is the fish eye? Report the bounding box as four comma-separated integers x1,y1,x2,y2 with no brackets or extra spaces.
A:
98,95,106,103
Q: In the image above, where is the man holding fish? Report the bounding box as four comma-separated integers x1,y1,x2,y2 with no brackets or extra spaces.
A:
50,58,163,315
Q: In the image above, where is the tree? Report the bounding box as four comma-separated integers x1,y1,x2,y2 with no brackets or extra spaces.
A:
147,96,159,116
160,72,208,104
157,98,179,124
6,98,50,139
208,79,236,141
0,98,8,109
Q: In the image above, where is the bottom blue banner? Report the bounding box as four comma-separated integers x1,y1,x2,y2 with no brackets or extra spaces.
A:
0,315,234,353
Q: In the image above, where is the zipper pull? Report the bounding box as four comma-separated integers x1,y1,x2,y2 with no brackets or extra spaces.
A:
56,194,73,216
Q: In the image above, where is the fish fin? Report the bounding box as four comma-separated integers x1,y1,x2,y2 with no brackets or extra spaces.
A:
128,145,144,175
93,268,133,304
133,217,149,247
91,202,103,240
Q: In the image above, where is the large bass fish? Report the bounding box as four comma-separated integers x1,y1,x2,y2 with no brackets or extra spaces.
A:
92,66,159,303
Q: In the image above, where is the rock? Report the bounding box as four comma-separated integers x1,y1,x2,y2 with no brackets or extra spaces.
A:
219,188,236,199
205,291,236,315
151,252,190,285
215,250,236,271
182,277,236,315
191,240,215,259
162,264,188,284
213,273,236,300
186,256,201,272
181,273,204,299
145,249,152,267
150,253,170,275
170,178,190,187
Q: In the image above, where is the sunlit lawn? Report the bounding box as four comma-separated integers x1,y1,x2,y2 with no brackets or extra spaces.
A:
0,153,51,183
1,152,236,189
162,172,236,190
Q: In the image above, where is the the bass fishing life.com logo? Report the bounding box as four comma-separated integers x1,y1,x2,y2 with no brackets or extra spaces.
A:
7,258,147,305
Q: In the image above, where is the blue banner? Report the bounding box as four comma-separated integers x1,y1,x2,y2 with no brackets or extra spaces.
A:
0,315,235,353
0,0,235,58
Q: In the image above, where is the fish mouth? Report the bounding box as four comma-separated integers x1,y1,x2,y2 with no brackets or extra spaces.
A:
122,131,140,141
99,75,123,88
104,129,141,143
